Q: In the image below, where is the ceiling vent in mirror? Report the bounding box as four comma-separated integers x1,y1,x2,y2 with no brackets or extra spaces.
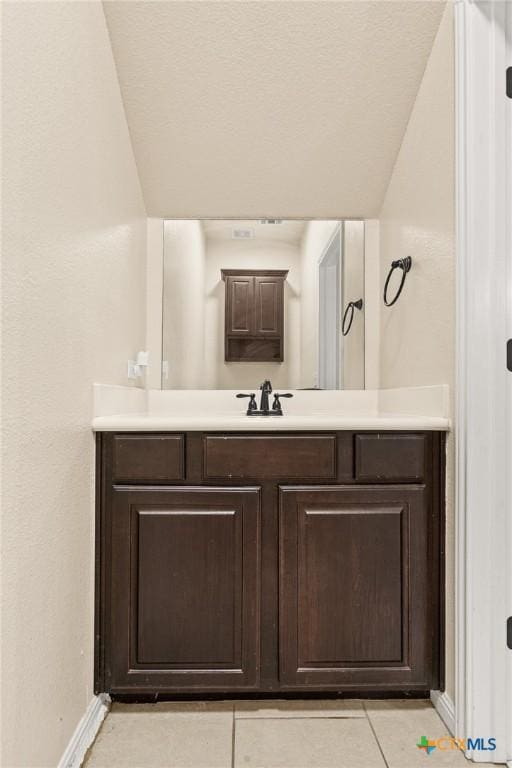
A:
259,219,283,225
232,228,255,239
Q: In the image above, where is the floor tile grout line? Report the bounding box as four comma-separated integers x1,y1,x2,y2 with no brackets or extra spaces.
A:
233,715,367,720
363,701,391,768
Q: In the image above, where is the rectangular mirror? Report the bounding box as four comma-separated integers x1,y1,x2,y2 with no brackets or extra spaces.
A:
162,219,365,389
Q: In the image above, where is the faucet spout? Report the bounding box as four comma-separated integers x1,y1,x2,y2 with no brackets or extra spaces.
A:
259,380,273,413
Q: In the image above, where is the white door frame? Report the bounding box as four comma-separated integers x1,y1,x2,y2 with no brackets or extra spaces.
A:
455,1,512,763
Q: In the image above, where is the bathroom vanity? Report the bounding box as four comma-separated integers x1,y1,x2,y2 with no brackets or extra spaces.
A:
95,217,446,699
94,417,446,698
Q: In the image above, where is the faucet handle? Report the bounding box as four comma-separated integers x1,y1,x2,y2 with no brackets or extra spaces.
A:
272,392,293,413
236,393,257,412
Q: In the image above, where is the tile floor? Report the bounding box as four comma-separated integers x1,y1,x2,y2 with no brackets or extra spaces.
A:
84,699,502,768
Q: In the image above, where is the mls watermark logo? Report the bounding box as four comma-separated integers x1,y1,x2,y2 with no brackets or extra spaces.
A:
417,736,437,755
416,736,497,755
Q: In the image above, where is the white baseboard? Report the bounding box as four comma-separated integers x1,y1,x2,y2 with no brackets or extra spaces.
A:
58,694,110,768
430,690,455,736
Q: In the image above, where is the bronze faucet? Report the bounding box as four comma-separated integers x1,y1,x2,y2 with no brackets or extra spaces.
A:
236,380,293,416
259,380,273,413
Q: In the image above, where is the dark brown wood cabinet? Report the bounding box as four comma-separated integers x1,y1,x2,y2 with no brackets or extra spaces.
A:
253,275,282,336
279,485,432,690
224,274,254,336
105,486,260,693
221,270,287,361
95,430,445,698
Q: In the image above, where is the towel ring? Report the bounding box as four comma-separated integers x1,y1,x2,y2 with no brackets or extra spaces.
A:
342,298,363,336
383,257,412,307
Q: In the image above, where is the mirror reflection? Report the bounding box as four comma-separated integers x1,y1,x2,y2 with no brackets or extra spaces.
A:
162,219,365,389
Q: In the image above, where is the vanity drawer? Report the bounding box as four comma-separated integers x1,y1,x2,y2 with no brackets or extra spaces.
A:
112,434,185,483
354,433,426,482
203,435,337,480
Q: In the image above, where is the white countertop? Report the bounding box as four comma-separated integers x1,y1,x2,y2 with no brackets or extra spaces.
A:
91,385,451,432
92,412,449,432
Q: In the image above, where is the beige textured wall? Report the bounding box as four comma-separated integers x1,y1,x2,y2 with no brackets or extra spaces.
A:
1,2,147,766
378,4,455,696
146,219,164,389
162,221,206,388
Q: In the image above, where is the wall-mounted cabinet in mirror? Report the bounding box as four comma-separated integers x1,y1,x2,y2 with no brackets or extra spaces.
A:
222,269,288,363
162,219,365,390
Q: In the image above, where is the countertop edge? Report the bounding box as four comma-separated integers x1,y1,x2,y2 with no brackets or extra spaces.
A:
92,415,451,432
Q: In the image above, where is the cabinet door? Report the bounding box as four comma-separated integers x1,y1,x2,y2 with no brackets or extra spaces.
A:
279,485,435,691
225,276,254,335
108,487,260,693
254,276,282,336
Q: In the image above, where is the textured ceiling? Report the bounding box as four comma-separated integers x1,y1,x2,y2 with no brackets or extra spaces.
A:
202,219,306,244
103,1,445,218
